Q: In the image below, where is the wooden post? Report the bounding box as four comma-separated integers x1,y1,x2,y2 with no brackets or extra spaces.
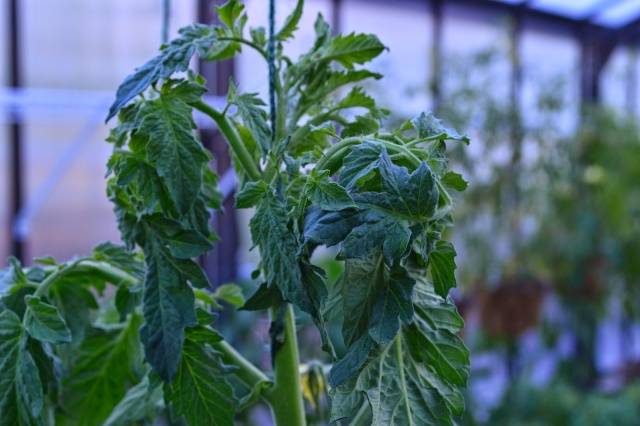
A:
430,0,443,113
198,0,239,287
8,0,25,261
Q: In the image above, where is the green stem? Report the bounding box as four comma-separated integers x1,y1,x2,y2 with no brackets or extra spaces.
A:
214,340,271,389
315,137,361,171
193,100,262,181
75,260,139,287
349,402,371,426
316,136,422,171
266,304,307,426
32,264,70,298
217,37,268,60
275,72,287,143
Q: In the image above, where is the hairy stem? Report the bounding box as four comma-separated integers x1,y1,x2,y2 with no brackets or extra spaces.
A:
349,402,371,426
75,260,139,287
214,340,271,390
193,100,262,181
266,304,307,426
217,36,268,60
316,136,423,171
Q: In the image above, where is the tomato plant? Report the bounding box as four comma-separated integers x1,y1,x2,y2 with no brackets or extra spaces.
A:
0,1,469,425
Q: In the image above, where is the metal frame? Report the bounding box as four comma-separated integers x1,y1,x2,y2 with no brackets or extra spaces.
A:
4,0,640,264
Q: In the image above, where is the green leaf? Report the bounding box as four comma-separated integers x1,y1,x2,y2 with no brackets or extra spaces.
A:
107,24,217,120
93,242,144,280
341,113,381,138
140,235,197,381
335,86,377,112
203,167,224,210
61,314,144,426
355,150,439,221
249,190,304,306
0,273,34,318
277,0,304,41
241,282,283,311
307,171,356,211
308,70,382,106
24,295,72,344
340,257,414,347
1,257,28,288
213,283,244,307
174,258,211,289
115,285,142,322
339,211,411,263
411,112,469,144
49,281,98,343
429,241,457,298
321,33,386,68
109,153,174,217
166,326,237,426
304,207,361,248
228,83,272,155
137,80,211,214
309,146,440,263
331,280,469,424
215,0,244,29
104,375,163,426
368,265,415,345
0,310,45,426
339,141,384,189
235,180,268,208
250,26,266,48
33,256,57,266
145,215,213,259
441,171,468,191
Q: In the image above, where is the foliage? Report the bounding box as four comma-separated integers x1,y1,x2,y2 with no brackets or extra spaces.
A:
0,1,470,425
436,45,565,287
485,381,640,426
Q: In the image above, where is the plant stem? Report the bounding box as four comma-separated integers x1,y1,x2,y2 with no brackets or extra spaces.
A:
266,304,307,426
349,402,371,426
33,259,139,299
214,340,271,389
32,264,68,298
315,137,361,171
217,37,268,60
75,260,139,286
316,136,423,171
192,100,262,181
275,73,287,143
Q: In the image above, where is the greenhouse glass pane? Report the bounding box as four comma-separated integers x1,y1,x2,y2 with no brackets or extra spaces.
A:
530,0,603,19
594,0,640,26
491,0,526,4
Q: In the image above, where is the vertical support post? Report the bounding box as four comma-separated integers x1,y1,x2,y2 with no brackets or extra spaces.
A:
331,0,342,35
626,41,637,116
508,6,524,210
198,0,238,287
162,0,171,44
8,0,25,261
430,0,443,113
579,24,616,107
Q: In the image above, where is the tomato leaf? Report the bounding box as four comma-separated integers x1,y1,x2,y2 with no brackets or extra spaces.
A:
0,310,45,426
107,24,218,121
61,314,144,426
24,296,72,344
166,326,237,426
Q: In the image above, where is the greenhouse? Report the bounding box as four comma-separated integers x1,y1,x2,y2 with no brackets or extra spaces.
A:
1,0,640,425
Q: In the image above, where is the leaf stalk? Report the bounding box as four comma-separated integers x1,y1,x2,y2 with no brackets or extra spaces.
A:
193,100,262,181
